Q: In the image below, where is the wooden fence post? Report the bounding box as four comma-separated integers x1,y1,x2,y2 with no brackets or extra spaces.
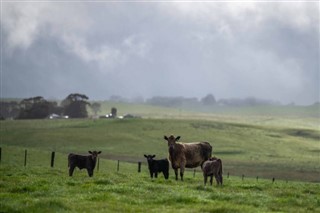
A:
256,176,259,181
272,177,275,183
138,162,141,173
50,152,55,168
24,150,27,167
117,160,120,172
227,172,229,178
193,169,196,178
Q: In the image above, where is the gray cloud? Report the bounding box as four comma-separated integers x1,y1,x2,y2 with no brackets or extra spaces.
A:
2,1,319,105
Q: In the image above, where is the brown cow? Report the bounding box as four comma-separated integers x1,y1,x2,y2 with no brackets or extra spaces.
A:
164,135,212,181
202,157,223,186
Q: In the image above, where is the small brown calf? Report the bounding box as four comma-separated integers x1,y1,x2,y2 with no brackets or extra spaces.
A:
202,157,223,186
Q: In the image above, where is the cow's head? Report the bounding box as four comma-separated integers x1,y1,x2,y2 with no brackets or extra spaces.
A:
209,156,218,161
88,151,101,160
144,154,156,163
164,135,180,150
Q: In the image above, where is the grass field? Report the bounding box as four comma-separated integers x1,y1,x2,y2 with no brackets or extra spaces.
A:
90,101,319,130
1,164,319,213
0,103,319,212
1,117,319,182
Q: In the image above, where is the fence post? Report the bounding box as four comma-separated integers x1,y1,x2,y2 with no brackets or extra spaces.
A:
193,169,196,178
97,157,100,172
138,162,141,173
50,152,55,168
256,176,259,181
272,177,275,183
227,172,229,178
24,150,27,167
117,160,120,172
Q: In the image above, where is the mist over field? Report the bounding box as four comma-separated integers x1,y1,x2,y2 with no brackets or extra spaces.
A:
2,1,319,105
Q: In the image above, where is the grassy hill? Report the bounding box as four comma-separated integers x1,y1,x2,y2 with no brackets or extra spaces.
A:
0,103,319,212
93,101,319,129
1,118,319,182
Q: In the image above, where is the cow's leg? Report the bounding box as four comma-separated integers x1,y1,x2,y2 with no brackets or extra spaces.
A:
220,175,223,185
87,169,93,177
69,165,76,176
164,171,169,180
174,168,178,180
155,172,158,178
180,164,185,181
215,175,220,185
204,175,208,186
210,175,213,185
150,171,153,179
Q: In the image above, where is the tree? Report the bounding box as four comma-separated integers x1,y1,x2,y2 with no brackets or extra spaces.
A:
90,102,101,116
111,107,117,118
201,94,216,105
62,93,89,118
18,96,53,119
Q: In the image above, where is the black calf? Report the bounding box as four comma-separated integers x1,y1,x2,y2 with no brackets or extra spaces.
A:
68,151,101,177
144,154,169,179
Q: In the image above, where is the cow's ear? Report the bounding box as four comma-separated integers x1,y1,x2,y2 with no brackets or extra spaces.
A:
152,155,156,158
88,151,92,154
97,151,101,154
144,155,148,158
176,136,181,141
164,135,168,141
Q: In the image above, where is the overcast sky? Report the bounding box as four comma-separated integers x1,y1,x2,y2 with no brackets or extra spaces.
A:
1,1,319,105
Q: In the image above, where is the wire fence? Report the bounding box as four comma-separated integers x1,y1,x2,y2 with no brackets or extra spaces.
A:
0,147,287,183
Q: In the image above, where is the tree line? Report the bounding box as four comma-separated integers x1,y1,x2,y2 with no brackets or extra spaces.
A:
3,93,314,120
145,94,281,108
0,93,98,120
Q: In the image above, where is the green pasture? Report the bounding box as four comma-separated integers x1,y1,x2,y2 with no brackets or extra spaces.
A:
0,160,319,213
0,103,319,212
0,117,319,181
93,101,319,129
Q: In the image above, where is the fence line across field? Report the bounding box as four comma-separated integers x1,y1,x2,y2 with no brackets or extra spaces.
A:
0,147,283,183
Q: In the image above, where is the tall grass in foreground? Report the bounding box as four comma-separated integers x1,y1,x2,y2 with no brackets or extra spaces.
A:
0,162,319,213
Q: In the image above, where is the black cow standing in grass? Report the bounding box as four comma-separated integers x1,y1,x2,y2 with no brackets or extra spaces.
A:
68,151,101,177
144,155,169,180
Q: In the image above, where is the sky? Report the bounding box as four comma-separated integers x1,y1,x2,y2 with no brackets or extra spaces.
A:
1,1,319,105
